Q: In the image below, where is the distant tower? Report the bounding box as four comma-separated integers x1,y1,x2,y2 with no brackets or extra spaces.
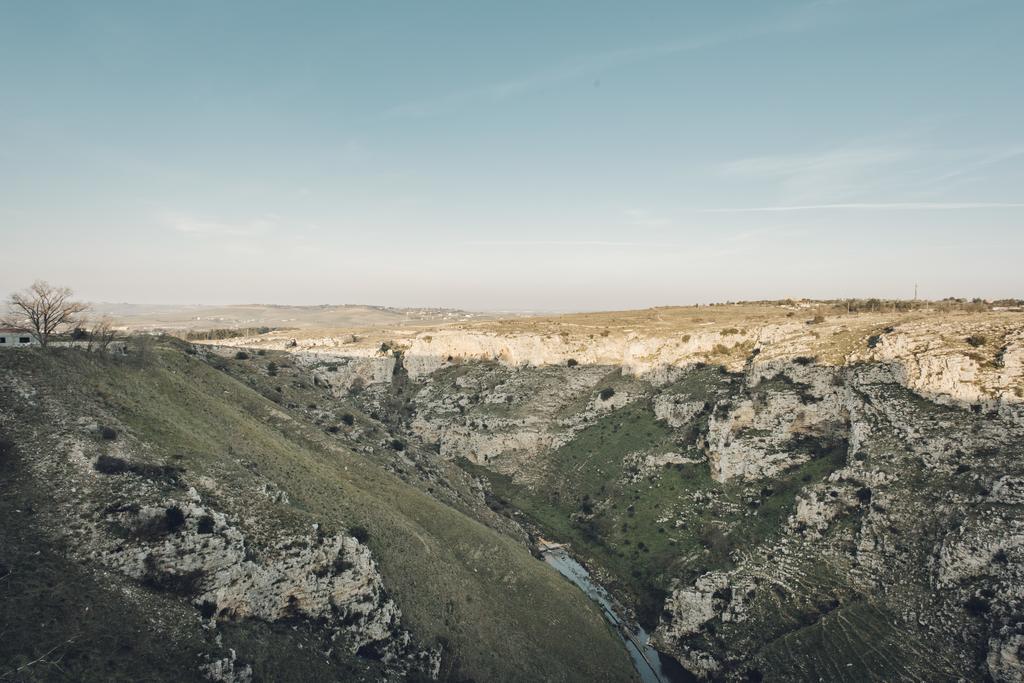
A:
914,283,918,301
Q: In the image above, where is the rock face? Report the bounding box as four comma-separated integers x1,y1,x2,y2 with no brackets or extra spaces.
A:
273,309,1023,682
118,308,1024,680
228,312,1024,410
0,363,440,682
100,502,407,657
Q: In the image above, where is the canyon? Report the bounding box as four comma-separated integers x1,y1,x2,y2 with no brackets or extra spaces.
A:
3,302,1023,681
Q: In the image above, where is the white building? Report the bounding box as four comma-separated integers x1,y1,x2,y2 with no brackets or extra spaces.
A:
0,328,39,348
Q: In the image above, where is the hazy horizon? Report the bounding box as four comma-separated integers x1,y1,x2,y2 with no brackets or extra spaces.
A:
3,1,1022,310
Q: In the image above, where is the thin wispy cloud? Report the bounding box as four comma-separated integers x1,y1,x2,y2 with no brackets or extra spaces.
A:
919,147,1024,189
717,147,915,203
717,143,1024,204
462,239,685,248
462,227,805,253
718,148,912,180
700,202,1024,213
159,213,281,237
386,5,827,118
623,208,672,228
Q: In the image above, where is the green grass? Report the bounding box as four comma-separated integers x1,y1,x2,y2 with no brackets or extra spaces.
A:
460,378,851,631
0,343,636,682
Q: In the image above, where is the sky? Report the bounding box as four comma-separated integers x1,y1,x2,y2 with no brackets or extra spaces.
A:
1,0,1022,311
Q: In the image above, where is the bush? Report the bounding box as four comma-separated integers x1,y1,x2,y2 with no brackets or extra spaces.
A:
964,595,990,616
100,426,118,440
349,525,370,544
390,439,406,451
234,351,250,360
197,516,215,534
966,334,987,348
266,361,278,376
199,600,217,618
793,356,815,366
164,506,186,532
808,314,825,325
340,413,355,426
867,335,882,349
566,358,579,367
94,454,129,474
599,387,616,401
94,454,184,484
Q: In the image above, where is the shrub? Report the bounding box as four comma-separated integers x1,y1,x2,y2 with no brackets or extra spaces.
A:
793,356,815,366
867,335,882,349
855,487,872,504
808,314,825,325
390,439,406,451
566,358,579,367
721,327,739,335
94,454,184,484
199,601,217,618
197,516,215,534
964,595,990,616
340,413,355,426
966,334,987,348
266,361,278,376
598,387,616,401
164,506,186,532
349,525,370,544
326,425,340,434
234,350,250,360
94,454,129,474
100,426,118,440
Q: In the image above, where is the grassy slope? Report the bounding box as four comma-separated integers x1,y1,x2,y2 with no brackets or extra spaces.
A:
460,366,850,630
0,344,635,683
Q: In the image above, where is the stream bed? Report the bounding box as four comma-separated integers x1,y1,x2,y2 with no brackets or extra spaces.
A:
541,546,696,683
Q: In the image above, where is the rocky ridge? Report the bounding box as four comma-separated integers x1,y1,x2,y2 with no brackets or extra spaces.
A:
227,308,1024,681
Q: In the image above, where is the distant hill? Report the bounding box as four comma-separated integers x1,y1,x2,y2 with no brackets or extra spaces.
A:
88,302,498,333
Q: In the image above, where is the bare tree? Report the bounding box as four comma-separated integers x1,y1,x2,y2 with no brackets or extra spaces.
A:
5,281,89,348
90,317,117,351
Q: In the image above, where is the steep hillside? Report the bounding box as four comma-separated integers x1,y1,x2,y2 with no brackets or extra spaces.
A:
215,304,1024,681
0,340,634,682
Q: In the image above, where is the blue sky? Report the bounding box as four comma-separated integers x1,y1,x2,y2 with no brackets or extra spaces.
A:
1,0,1021,310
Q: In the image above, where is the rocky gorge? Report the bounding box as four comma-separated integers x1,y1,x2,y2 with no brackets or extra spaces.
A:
215,304,1024,680
3,303,1023,681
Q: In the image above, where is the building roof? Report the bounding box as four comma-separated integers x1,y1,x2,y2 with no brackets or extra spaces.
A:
0,327,32,333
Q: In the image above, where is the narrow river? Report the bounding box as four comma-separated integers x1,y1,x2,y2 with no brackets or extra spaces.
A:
540,545,696,683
